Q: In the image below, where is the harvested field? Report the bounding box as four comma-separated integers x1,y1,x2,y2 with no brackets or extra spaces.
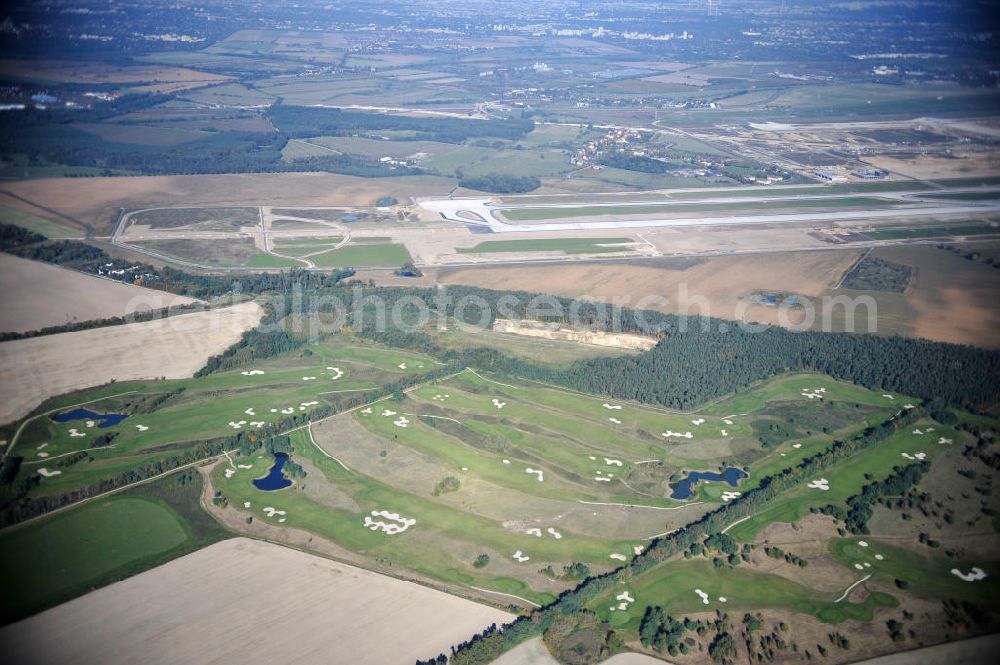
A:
0,537,513,665
0,59,230,90
0,254,196,333
841,245,1000,347
439,252,860,330
0,173,454,235
490,637,665,665
0,301,262,424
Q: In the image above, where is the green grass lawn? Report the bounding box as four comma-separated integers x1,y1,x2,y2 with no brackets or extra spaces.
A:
726,423,953,542
591,558,896,628
864,224,999,240
458,238,634,255
310,243,411,267
0,206,83,238
0,496,190,623
501,197,896,221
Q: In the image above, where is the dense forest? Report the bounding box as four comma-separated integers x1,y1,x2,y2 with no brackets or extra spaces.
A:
458,173,542,193
266,105,535,143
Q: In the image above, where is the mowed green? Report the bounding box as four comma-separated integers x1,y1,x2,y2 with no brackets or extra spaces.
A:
500,196,897,221
0,496,189,623
726,423,953,541
310,243,411,267
457,238,634,255
591,559,897,629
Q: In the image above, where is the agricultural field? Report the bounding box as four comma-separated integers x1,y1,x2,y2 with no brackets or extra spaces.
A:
0,254,196,333
0,301,262,423
0,538,513,665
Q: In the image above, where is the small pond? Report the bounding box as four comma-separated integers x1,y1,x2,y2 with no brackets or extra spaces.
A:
670,467,747,500
252,453,293,491
52,407,129,428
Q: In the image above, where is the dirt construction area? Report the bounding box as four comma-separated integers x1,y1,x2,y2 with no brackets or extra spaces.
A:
0,254,197,333
0,537,513,665
0,301,262,424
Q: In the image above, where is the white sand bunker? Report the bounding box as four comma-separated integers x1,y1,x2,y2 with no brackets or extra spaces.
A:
398,363,407,370
633,545,644,555
721,491,741,502
525,468,544,482
382,409,397,417
224,468,235,478
135,424,149,432
662,430,693,439
694,589,710,605
249,421,265,428
792,443,802,448
594,476,612,482
228,420,247,429
241,369,265,376
526,528,542,537
364,509,415,535
512,550,530,563
326,367,344,380
37,452,49,458
875,554,884,561
808,478,830,491
602,403,622,410
237,464,252,469
244,408,256,416
68,429,86,438
854,563,864,570
393,416,410,428
302,376,316,381
37,443,48,451
720,429,728,436
491,398,506,409
926,427,935,432
801,391,822,400
608,417,621,424
723,419,734,425
301,401,318,407
361,407,373,414
938,437,953,445
604,458,623,467
588,456,596,461
502,459,510,465
280,407,294,415
913,428,924,435
547,527,562,539
37,468,61,477
432,394,448,402
610,553,627,562
858,541,868,547
691,418,705,426
610,591,635,612
882,394,894,399
951,567,987,582
901,452,927,460
85,420,96,428
263,506,287,518
243,501,251,508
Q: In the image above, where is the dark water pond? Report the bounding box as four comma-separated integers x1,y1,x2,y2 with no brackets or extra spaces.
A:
252,453,293,491
670,467,747,500
52,408,129,428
